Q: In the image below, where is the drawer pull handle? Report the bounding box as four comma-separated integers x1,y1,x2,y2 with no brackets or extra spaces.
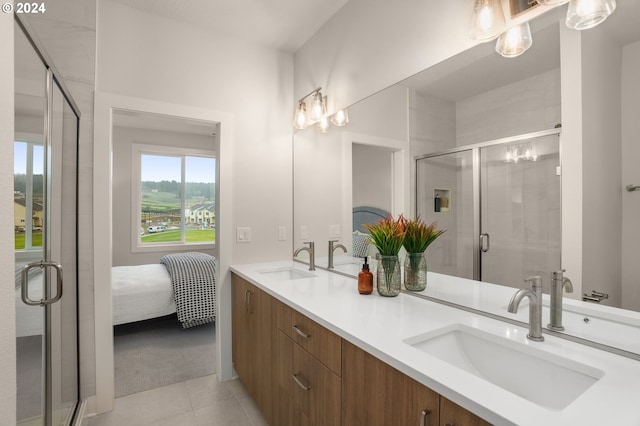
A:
445,423,454,426
421,409,431,426
292,373,311,391
293,324,310,339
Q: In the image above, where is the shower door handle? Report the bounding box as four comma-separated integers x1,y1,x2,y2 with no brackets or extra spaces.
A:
480,233,490,253
21,261,64,306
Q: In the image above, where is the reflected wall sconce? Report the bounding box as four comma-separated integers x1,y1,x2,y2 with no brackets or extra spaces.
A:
470,0,616,59
505,143,538,162
293,86,349,133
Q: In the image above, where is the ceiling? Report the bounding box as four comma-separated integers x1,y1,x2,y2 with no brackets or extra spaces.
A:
108,0,349,52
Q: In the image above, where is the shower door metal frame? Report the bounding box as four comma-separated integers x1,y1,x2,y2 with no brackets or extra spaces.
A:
414,127,562,281
15,13,82,426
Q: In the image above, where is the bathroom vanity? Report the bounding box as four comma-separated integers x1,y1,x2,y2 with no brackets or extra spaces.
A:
231,262,640,425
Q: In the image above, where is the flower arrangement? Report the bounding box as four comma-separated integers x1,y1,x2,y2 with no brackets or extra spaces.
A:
399,216,446,254
364,215,405,256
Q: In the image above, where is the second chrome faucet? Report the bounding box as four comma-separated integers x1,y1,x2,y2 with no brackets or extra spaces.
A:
508,276,544,342
328,240,347,269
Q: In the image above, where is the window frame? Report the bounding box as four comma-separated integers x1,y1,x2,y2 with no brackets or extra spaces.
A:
131,143,216,253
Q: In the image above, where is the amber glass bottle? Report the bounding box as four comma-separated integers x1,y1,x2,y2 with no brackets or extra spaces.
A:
358,257,373,295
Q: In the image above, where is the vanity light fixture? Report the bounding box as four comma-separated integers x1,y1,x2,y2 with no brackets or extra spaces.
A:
293,86,350,133
469,0,507,42
565,0,616,30
293,87,325,130
470,0,616,59
496,22,533,58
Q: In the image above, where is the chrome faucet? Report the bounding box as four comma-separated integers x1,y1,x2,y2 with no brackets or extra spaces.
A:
548,269,573,331
508,276,544,342
294,242,315,271
328,240,347,269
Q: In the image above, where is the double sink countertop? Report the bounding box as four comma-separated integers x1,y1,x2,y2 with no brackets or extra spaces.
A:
230,261,640,426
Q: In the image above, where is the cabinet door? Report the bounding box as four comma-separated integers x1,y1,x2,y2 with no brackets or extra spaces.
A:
231,276,252,389
440,397,492,426
342,340,439,426
231,275,273,423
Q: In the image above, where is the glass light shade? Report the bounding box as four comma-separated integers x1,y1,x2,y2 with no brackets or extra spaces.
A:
469,0,506,42
566,0,616,30
293,101,308,130
330,109,349,126
309,92,326,123
495,23,533,58
316,116,330,133
537,0,569,5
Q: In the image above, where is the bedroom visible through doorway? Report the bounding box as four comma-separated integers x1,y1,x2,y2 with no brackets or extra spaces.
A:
110,110,219,396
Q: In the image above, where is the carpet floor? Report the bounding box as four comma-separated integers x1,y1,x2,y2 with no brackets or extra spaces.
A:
114,315,216,397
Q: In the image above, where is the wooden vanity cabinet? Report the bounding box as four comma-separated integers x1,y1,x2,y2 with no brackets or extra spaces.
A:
273,299,342,426
231,273,491,426
342,340,440,426
231,275,274,423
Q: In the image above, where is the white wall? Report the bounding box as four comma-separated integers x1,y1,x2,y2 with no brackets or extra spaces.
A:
94,0,293,412
111,126,216,266
621,40,640,311
580,27,622,307
0,8,17,425
293,0,557,114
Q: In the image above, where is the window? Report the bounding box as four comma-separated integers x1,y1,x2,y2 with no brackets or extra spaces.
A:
133,144,215,251
14,140,44,252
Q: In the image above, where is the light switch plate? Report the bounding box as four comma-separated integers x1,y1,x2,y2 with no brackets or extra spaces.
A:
236,227,251,243
330,224,341,238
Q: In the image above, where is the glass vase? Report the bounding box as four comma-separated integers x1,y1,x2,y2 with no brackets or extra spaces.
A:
376,255,401,297
404,252,427,292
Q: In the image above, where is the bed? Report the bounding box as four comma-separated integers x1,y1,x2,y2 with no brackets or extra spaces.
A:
352,206,391,257
112,252,216,328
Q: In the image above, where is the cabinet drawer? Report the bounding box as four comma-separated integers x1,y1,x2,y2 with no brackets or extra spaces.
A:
276,300,342,376
277,330,341,426
440,397,492,426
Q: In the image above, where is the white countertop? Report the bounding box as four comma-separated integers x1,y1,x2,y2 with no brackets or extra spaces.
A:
230,261,640,426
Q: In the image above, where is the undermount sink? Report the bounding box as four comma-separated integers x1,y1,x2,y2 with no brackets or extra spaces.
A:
404,324,603,410
257,267,315,280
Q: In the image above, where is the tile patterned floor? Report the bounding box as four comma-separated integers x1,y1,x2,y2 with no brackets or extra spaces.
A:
84,374,267,426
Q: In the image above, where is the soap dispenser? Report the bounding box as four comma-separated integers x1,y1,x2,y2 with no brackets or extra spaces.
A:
358,256,373,295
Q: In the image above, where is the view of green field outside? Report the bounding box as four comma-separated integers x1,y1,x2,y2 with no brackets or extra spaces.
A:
14,233,43,250
141,229,215,243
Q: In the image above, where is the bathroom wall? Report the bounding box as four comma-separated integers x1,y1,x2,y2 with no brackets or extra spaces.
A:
111,126,216,266
0,9,16,424
580,27,622,307
97,0,293,264
293,0,555,116
621,40,640,311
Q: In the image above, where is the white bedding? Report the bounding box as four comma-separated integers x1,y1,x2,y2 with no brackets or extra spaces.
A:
112,264,176,325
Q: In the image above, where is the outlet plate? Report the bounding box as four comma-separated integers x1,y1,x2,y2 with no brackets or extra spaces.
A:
278,226,286,241
329,224,341,238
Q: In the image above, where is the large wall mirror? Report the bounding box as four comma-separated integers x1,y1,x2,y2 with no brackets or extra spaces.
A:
293,3,640,356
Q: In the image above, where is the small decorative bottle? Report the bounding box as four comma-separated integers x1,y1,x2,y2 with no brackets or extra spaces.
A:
358,257,373,295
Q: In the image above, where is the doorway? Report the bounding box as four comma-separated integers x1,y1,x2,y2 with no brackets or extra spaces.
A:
14,17,80,426
110,110,218,397
415,129,562,289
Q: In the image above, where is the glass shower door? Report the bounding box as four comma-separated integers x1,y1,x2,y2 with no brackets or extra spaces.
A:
416,149,475,279
479,135,561,288
15,19,79,426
